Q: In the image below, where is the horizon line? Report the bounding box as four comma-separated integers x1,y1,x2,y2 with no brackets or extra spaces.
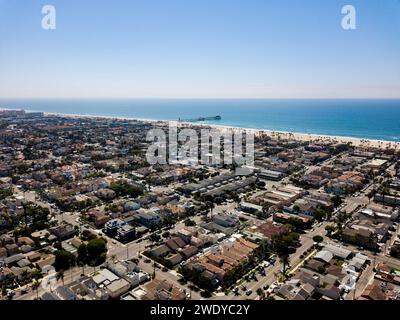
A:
1,97,400,101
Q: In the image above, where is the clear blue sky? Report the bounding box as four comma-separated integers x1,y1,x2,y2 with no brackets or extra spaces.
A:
1,0,400,99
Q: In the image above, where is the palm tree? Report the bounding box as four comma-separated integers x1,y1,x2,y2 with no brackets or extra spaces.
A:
56,270,65,286
31,280,41,300
205,201,215,219
78,261,85,275
280,254,290,275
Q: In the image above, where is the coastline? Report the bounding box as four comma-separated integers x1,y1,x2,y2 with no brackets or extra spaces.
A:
2,107,399,149
40,110,400,149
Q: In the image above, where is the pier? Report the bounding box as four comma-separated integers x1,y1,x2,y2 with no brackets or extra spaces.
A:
178,115,221,122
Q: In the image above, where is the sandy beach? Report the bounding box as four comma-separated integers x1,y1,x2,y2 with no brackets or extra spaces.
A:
42,111,400,150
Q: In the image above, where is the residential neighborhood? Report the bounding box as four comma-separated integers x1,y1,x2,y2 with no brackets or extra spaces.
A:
1,110,400,301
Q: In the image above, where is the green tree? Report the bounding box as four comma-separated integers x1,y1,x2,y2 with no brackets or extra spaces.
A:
313,235,324,243
325,225,336,237
279,254,290,275
256,288,265,299
314,209,327,222
87,238,107,265
162,231,171,238
30,269,42,280
184,219,196,227
31,280,41,300
110,181,144,198
77,243,88,264
54,250,76,271
330,195,342,207
272,233,298,275
149,233,161,243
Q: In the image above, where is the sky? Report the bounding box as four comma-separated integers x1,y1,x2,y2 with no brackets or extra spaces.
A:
0,0,400,99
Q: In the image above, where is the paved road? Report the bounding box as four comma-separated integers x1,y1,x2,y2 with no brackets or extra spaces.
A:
15,265,94,300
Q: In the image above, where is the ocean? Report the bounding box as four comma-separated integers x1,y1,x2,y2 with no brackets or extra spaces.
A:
1,99,400,142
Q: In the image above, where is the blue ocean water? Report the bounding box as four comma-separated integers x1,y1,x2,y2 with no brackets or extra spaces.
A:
1,99,400,142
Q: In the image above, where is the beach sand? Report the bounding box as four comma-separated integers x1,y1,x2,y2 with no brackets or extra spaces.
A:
44,111,400,150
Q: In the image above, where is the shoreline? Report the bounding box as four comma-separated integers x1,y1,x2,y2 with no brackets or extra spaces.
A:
43,111,399,149
2,108,400,149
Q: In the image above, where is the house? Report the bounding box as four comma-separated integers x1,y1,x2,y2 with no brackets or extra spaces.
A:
87,210,110,228
117,224,136,242
348,253,369,271
134,209,162,228
5,243,19,256
17,258,31,268
104,219,125,236
258,169,285,181
106,260,149,287
68,276,109,300
26,251,41,263
17,237,35,247
36,254,56,271
323,244,352,260
4,253,25,266
318,284,341,300
165,236,187,251
124,201,140,212
180,246,198,259
255,221,289,241
92,269,120,287
276,279,315,300
202,222,235,236
165,253,183,267
363,159,388,171
106,278,131,299
49,224,77,241
213,214,241,229
49,286,78,300
341,228,378,251
0,234,14,246
0,267,13,282
297,269,320,288
141,279,187,300
359,205,398,221
148,245,171,258
240,202,263,214
96,188,116,200
182,237,258,287
374,193,400,206
361,281,387,300
314,250,333,264
30,230,50,242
